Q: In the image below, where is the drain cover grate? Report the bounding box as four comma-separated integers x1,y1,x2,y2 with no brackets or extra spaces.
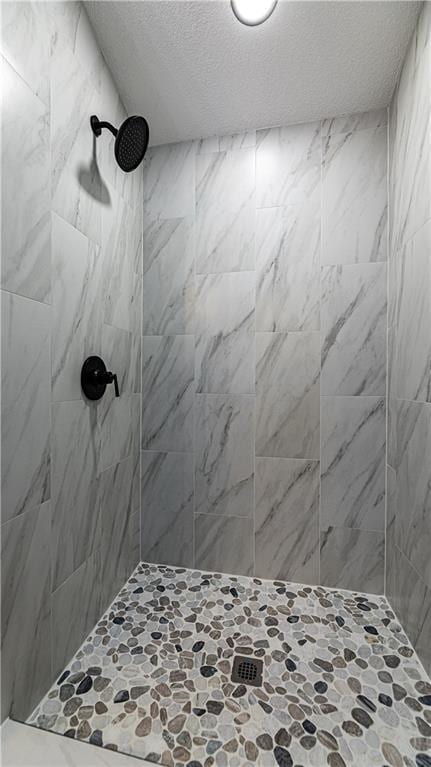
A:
231,655,263,687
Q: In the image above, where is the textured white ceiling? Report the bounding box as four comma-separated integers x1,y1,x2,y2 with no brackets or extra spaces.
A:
85,0,421,146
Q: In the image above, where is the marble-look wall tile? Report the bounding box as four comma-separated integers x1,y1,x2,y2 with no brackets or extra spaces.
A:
196,147,255,217
0,2,51,106
99,393,135,473
197,136,219,154
321,108,388,137
321,396,385,531
256,193,320,332
143,141,196,219
143,216,195,334
256,121,321,209
195,395,254,518
395,400,431,590
255,458,319,584
1,56,50,303
51,214,103,402
101,323,134,397
51,550,101,679
196,206,255,275
322,125,387,264
51,400,100,591
1,502,51,721
219,131,256,151
195,272,255,394
256,332,320,459
387,326,397,470
321,262,387,396
103,192,139,333
195,514,253,577
1,292,50,524
142,335,194,452
141,451,193,567
396,220,431,403
320,526,384,594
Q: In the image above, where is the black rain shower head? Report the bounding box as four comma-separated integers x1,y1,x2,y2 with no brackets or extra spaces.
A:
91,114,149,172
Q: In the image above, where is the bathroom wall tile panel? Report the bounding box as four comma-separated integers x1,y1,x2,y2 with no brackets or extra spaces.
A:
197,136,219,154
320,526,384,594
196,147,255,216
103,192,138,332
101,323,134,396
256,121,321,209
195,272,255,394
196,206,255,275
396,220,431,403
143,216,195,334
141,335,194,452
130,393,141,515
194,514,253,577
1,292,50,524
321,396,385,531
395,400,431,590
1,57,50,303
256,332,320,459
387,326,397,469
51,550,101,679
0,2,51,105
131,266,143,394
130,510,140,571
99,392,135,473
51,214,103,402
141,451,193,568
255,457,319,584
255,194,320,332
321,262,387,396
219,131,256,151
386,464,397,541
51,400,100,590
321,108,388,137
143,141,196,219
322,126,387,264
1,502,51,721
195,394,254,518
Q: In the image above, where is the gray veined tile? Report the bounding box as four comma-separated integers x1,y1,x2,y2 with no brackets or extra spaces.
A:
321,262,387,396
196,206,255,274
1,56,50,303
142,335,194,452
101,322,134,395
387,326,397,470
255,457,319,584
143,141,196,219
256,332,320,459
99,392,135,473
1,502,51,721
322,124,387,264
256,121,321,209
51,214,103,402
320,526,384,594
321,396,386,531
395,400,431,590
0,2,51,106
195,271,255,394
141,451,194,568
143,216,195,334
1,292,50,524
51,400,100,591
219,130,256,151
103,191,139,333
321,108,388,137
396,220,431,403
197,136,219,154
195,394,254,518
194,514,254,577
256,193,320,332
196,146,255,217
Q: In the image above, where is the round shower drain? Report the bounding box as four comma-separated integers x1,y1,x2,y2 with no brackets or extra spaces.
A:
231,655,263,687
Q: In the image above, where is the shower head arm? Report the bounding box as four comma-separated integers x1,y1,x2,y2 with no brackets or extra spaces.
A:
90,115,118,138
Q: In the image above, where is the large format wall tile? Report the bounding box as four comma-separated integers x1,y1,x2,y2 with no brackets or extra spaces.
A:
320,526,384,593
256,122,321,209
255,458,319,584
195,272,255,394
142,335,194,452
195,514,253,576
396,220,431,403
1,292,50,524
256,331,320,459
103,192,140,333
141,451,193,567
51,214,103,402
196,147,255,217
322,125,387,264
321,396,385,531
321,108,387,138
99,393,135,473
1,56,50,303
143,217,195,335
195,395,254,518
1,502,51,720
196,207,255,275
256,193,320,332
321,262,387,396
143,141,196,219
51,400,100,591
0,2,51,106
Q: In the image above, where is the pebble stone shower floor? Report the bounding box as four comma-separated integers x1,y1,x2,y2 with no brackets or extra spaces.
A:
28,563,431,767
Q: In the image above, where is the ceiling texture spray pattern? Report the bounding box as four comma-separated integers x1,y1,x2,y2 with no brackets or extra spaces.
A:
85,1,421,146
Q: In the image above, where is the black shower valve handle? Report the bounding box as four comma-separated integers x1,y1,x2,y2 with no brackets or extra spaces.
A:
100,370,120,397
81,356,121,401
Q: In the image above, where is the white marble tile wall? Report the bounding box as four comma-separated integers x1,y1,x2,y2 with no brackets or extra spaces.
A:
142,108,388,593
1,1,143,721
386,3,431,676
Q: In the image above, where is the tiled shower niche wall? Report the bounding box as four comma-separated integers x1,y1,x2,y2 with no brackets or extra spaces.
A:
141,111,388,594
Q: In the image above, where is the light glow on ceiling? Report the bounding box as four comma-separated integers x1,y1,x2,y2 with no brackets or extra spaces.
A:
231,0,278,27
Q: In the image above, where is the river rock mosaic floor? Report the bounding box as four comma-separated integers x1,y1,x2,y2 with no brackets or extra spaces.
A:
28,563,431,767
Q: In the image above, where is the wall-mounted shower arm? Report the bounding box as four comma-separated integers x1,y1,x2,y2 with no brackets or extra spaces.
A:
90,115,118,137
